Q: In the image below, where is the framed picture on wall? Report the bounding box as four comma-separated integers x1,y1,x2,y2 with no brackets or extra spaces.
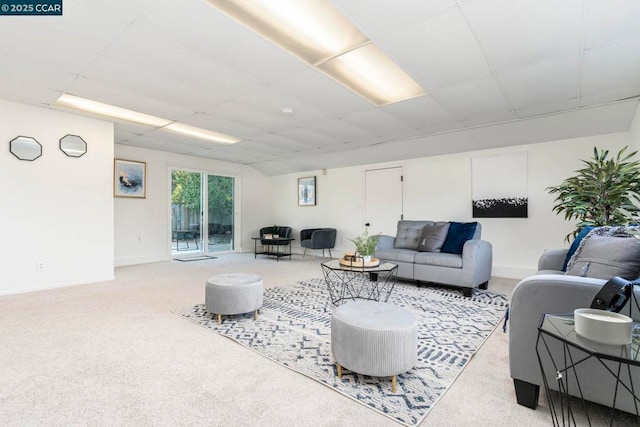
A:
298,176,316,206
114,158,146,198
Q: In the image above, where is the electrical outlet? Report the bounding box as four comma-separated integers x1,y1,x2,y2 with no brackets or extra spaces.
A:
37,261,45,271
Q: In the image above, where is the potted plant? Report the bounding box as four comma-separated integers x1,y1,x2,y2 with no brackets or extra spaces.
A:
349,227,381,263
272,224,279,238
547,146,640,241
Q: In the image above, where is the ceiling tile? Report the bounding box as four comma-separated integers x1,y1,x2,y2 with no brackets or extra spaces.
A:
276,128,341,147
382,96,457,129
584,0,640,48
248,133,312,151
334,0,457,40
102,28,264,100
272,70,376,117
202,102,292,132
307,119,375,142
0,77,61,107
431,77,512,119
133,0,310,86
82,57,224,112
460,111,517,128
65,77,197,120
376,7,491,91
76,0,156,24
0,53,77,92
176,113,264,140
581,39,640,105
514,99,579,119
340,109,413,137
498,54,581,109
462,0,583,70
230,88,333,127
3,1,127,52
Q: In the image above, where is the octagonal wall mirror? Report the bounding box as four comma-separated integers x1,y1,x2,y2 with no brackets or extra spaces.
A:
59,134,87,157
10,136,42,161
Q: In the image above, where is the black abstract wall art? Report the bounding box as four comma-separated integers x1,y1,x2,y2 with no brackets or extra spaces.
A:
472,152,528,218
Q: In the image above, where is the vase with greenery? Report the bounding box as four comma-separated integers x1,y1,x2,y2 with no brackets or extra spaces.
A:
349,228,381,262
547,146,640,241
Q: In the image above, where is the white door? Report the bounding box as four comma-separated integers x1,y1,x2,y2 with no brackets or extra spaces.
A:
364,167,403,236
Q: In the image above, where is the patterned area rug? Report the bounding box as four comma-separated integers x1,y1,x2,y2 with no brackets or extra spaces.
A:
173,278,508,426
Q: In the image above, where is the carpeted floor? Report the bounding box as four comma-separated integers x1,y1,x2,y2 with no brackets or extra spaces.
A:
0,252,629,425
175,278,508,426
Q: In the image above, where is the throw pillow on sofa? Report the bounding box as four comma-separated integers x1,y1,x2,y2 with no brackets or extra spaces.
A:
561,225,595,271
416,222,450,252
441,222,478,255
565,226,640,280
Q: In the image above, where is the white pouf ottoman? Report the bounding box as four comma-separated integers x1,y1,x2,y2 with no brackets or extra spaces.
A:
205,273,264,325
331,301,417,393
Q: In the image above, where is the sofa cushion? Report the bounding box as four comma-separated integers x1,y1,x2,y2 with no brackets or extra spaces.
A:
416,222,450,252
414,252,463,268
375,248,417,264
441,222,478,254
565,226,640,280
394,221,433,249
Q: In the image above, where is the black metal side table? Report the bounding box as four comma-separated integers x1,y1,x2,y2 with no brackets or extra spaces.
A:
536,313,640,426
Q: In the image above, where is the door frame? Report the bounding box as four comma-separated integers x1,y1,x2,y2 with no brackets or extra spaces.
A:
168,165,241,256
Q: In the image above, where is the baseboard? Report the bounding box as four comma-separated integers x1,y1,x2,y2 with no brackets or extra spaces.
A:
492,265,536,280
0,274,115,296
115,255,170,267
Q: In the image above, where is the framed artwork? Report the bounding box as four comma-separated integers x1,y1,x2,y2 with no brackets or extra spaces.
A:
472,152,527,218
298,176,316,206
114,158,146,198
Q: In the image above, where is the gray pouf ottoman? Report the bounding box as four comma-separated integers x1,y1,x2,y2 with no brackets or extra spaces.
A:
205,273,264,325
331,301,417,393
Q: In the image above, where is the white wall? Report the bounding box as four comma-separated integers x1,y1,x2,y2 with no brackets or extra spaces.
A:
114,145,270,266
631,103,640,152
0,99,114,295
270,132,632,279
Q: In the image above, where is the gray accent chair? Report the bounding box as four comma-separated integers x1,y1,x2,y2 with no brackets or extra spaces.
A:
509,248,640,414
300,228,337,258
374,220,493,297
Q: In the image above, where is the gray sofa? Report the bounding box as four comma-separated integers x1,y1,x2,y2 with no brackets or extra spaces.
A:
509,248,640,414
374,220,493,297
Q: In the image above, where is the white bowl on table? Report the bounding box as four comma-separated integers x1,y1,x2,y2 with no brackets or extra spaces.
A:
574,308,633,346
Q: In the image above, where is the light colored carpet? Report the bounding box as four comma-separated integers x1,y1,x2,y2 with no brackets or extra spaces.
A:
0,252,618,426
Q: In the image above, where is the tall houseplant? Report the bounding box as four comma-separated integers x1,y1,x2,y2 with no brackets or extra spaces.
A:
547,146,640,241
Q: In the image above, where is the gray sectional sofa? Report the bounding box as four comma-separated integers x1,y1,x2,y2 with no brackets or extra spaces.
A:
374,220,493,297
510,236,640,414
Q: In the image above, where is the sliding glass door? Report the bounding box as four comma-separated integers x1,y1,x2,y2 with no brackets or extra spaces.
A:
206,174,234,252
171,169,235,255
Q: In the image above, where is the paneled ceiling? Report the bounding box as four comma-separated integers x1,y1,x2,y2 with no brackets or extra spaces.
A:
1,0,639,175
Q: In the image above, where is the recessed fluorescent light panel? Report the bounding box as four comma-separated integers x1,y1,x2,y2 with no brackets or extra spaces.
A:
206,0,368,65
55,94,240,145
318,43,425,106
164,122,239,144
206,0,425,106
56,93,172,128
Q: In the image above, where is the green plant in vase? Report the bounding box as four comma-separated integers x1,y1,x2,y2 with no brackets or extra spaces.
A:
349,228,381,262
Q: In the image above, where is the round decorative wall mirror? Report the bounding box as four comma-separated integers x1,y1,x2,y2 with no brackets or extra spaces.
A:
59,134,87,157
10,136,42,161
